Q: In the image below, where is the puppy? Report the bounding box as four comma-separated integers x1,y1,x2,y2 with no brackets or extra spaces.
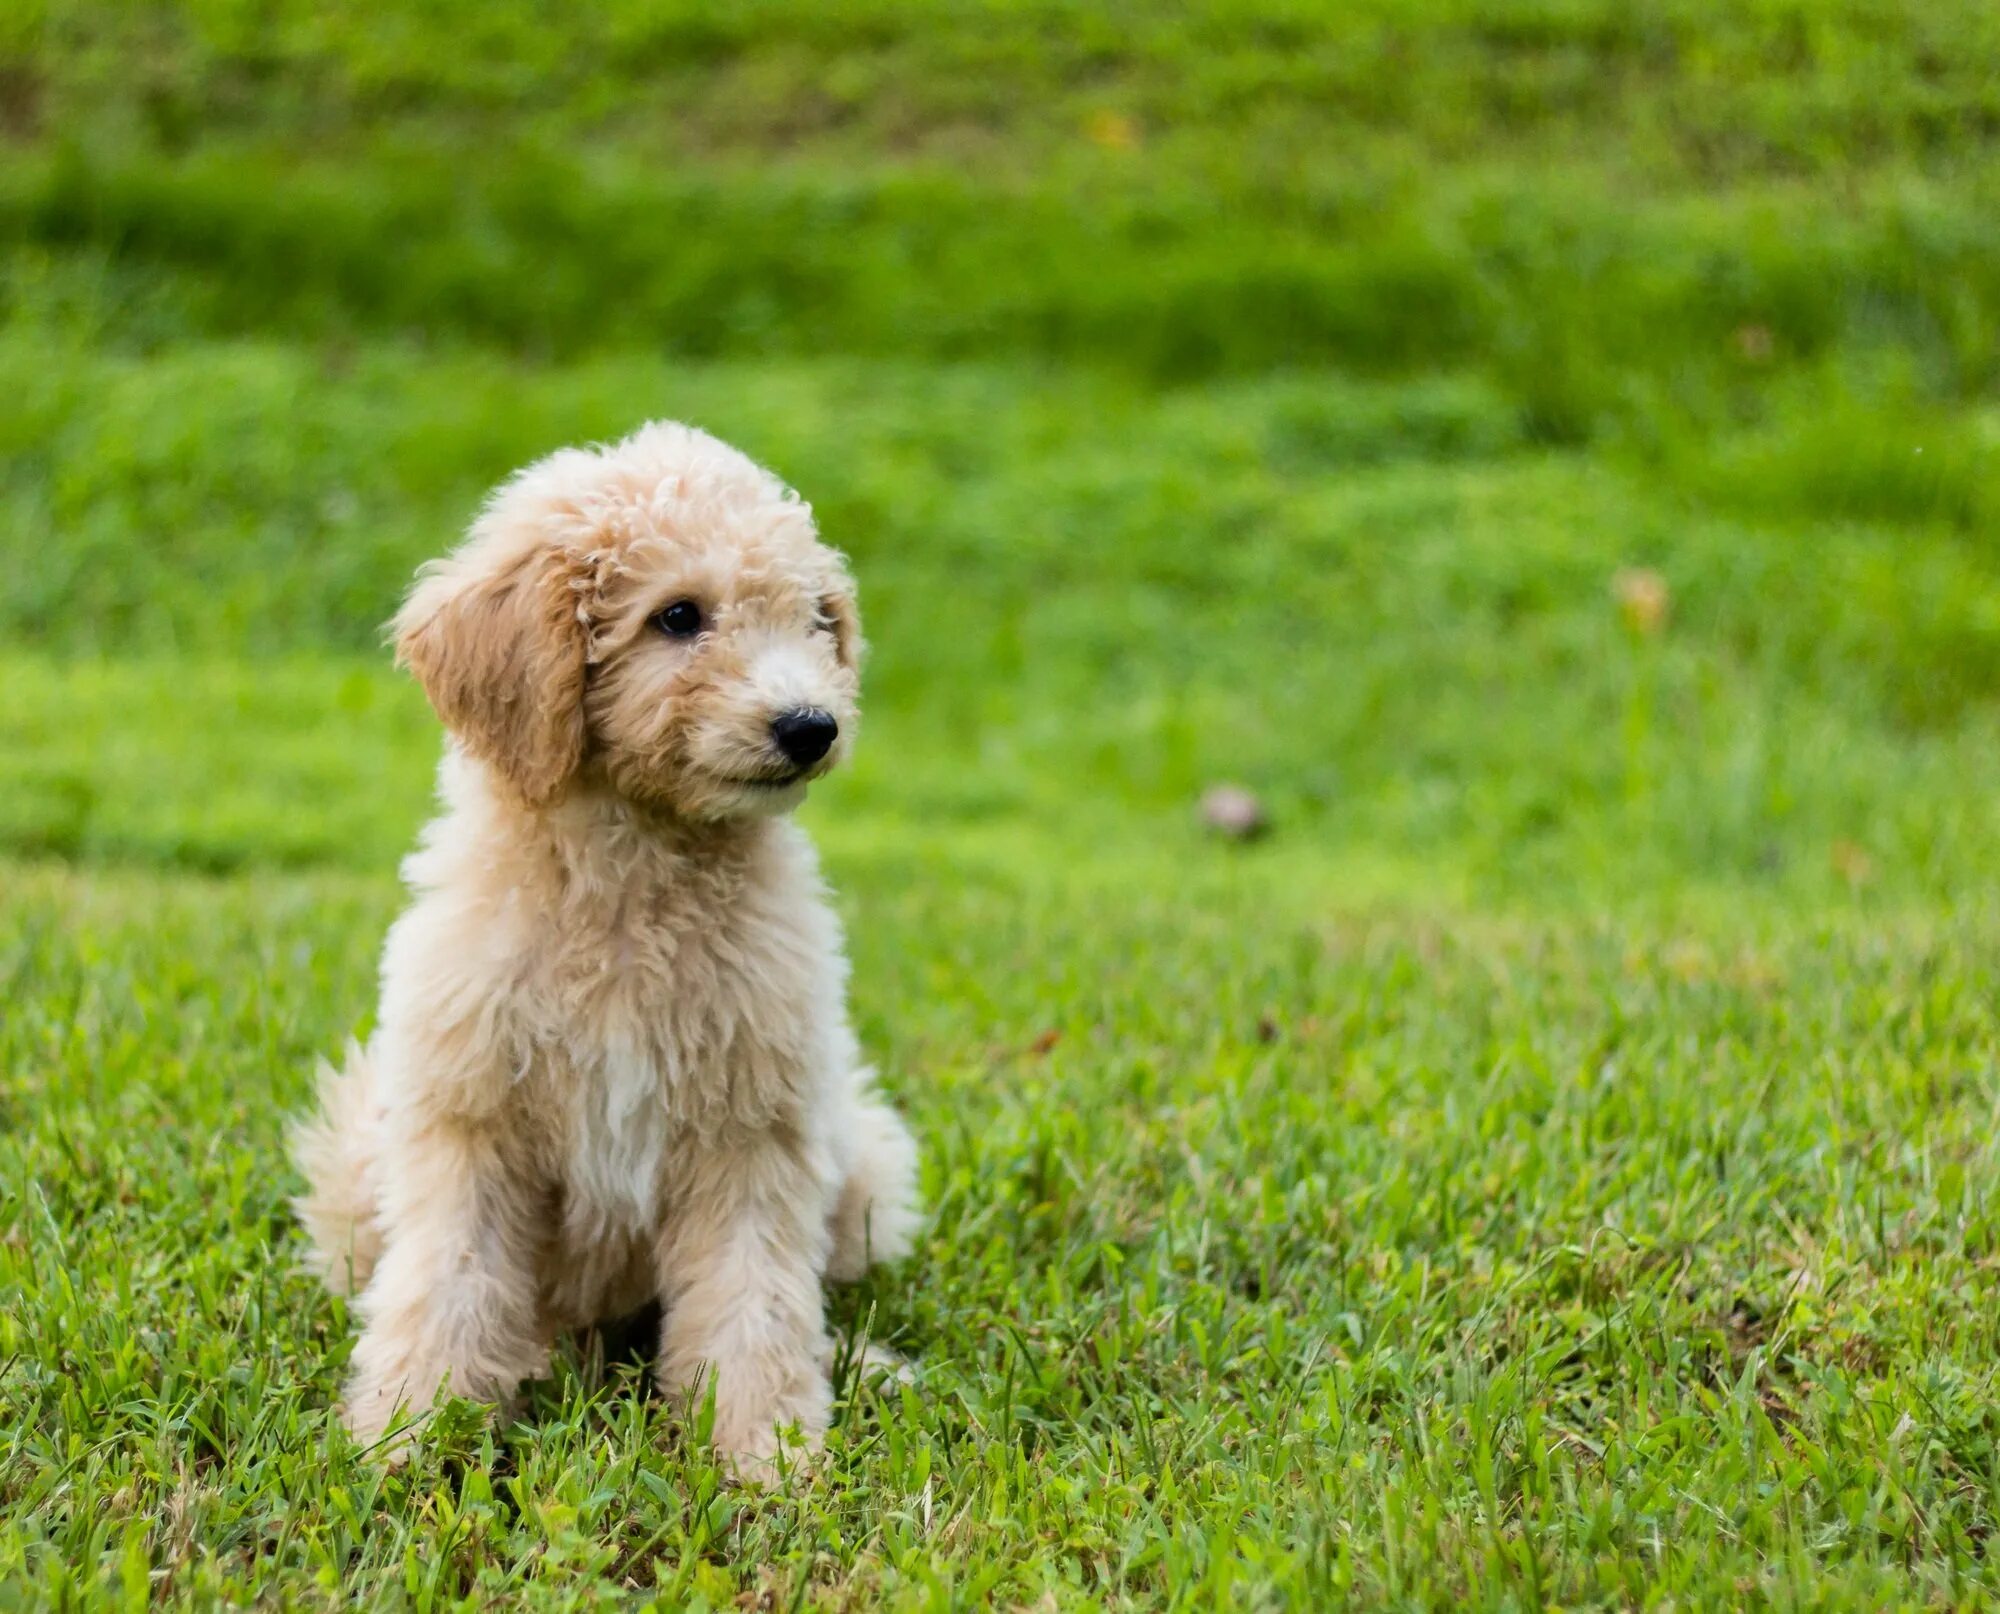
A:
292,422,921,1472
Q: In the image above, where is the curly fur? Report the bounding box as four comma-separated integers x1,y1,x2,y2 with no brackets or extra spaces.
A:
291,422,920,1473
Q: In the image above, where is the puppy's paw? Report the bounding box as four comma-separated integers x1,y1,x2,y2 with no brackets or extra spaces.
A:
721,1444,787,1489
341,1389,421,1465
715,1420,821,1489
824,1337,915,1388
706,1376,830,1488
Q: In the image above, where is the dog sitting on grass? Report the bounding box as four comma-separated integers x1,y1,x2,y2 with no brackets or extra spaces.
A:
291,422,921,1473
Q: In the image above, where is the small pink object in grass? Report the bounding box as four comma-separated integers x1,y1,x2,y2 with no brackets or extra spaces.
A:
1200,784,1268,840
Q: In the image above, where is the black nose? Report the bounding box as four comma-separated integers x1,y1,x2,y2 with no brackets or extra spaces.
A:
770,708,838,765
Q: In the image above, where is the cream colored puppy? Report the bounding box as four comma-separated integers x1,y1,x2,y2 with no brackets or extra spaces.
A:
292,421,920,1472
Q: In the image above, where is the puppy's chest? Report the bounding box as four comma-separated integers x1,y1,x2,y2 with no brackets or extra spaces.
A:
527,887,822,1225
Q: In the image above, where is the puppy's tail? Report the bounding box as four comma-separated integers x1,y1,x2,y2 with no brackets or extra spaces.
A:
825,1070,923,1283
290,1038,386,1296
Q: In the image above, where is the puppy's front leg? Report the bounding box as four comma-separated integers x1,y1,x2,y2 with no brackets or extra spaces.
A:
655,1128,832,1478
344,1117,544,1454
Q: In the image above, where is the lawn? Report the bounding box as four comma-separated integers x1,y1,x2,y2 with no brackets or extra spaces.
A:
5,2,2000,1607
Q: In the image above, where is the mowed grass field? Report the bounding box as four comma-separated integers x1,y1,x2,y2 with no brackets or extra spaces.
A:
7,2,2000,1606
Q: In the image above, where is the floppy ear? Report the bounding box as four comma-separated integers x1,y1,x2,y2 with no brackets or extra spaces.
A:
822,585,865,672
394,535,589,807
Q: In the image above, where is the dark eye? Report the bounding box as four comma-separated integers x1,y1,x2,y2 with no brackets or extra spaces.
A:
651,599,703,638
814,599,839,633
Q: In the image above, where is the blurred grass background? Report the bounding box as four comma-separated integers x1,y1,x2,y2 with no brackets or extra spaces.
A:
3,0,1999,902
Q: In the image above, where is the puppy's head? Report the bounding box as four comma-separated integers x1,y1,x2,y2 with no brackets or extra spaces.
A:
395,422,861,821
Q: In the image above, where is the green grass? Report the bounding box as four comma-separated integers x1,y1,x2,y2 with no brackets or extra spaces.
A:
6,0,2000,1606
9,864,2000,1606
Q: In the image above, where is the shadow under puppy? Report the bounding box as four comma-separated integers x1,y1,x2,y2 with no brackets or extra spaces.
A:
292,422,921,1473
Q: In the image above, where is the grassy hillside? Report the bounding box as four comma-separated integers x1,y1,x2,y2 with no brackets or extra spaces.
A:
5,2,2000,1607
9,1,2000,424
5,330,1999,902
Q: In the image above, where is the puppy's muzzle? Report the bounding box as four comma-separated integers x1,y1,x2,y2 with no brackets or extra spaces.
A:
770,708,838,766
